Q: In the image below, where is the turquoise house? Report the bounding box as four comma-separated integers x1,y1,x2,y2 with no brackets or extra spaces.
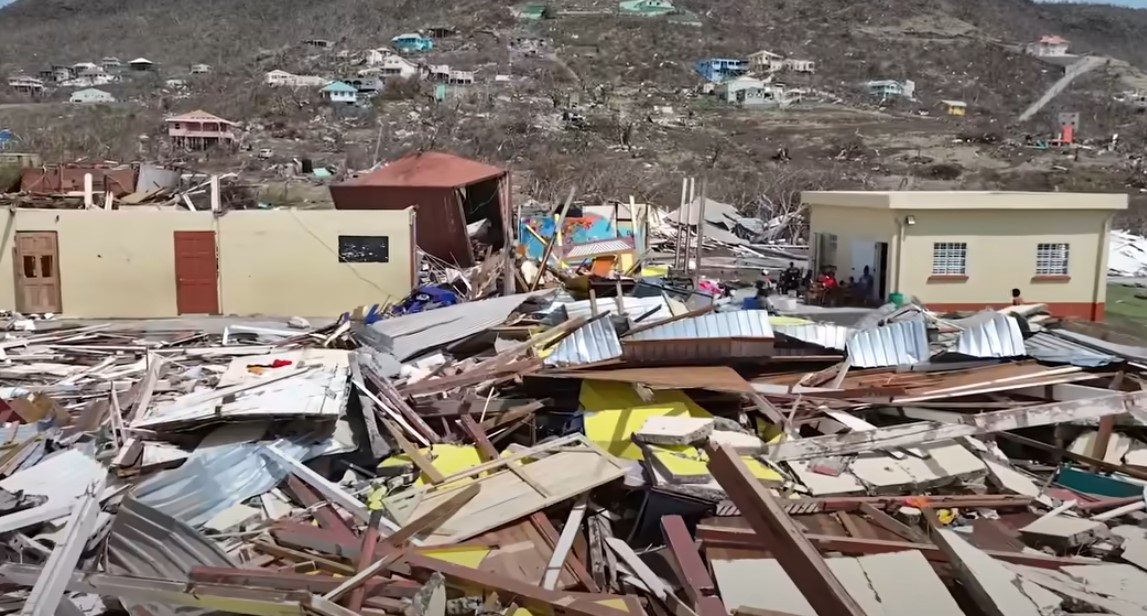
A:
618,0,676,16
392,33,433,53
321,81,359,104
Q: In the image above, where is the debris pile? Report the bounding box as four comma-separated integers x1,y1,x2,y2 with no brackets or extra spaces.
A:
4,290,1147,616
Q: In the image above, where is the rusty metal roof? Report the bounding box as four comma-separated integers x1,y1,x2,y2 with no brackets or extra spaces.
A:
348,151,505,188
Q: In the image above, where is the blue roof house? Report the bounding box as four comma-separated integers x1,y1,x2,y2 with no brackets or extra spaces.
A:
321,81,359,104
694,58,749,83
392,33,433,53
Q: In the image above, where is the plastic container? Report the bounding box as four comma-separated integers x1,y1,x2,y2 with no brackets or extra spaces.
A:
888,292,905,307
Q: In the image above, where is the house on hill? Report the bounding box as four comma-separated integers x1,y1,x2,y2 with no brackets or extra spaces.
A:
618,0,676,16
321,81,359,104
1026,35,1070,57
392,33,433,53
165,110,237,150
128,58,155,72
694,58,749,83
865,79,915,100
70,88,116,104
7,76,45,96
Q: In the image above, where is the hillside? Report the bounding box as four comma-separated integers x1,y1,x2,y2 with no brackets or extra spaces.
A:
3,0,1147,219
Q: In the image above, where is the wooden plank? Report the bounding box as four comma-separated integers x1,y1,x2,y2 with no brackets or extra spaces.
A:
542,496,588,590
382,419,445,484
382,435,626,546
931,528,1061,616
349,353,389,459
662,515,725,616
706,445,866,616
859,504,928,543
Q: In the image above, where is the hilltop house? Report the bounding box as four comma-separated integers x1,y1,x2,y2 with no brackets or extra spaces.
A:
694,58,749,83
783,59,816,73
69,88,116,104
427,65,475,84
618,0,676,16
101,57,122,70
716,76,786,107
190,64,212,75
518,3,548,19
321,81,359,104
392,33,433,53
165,110,237,150
748,50,785,73
304,39,335,49
866,79,915,100
364,54,420,79
7,76,44,96
1026,35,1070,57
346,76,385,95
64,68,115,88
265,70,329,87
941,100,967,116
128,58,155,72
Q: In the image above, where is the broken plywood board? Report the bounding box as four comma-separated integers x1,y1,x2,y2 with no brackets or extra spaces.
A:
711,551,963,616
1009,563,1147,616
848,441,986,493
1112,526,1147,572
1019,516,1106,551
932,529,1062,616
708,430,766,454
786,461,866,497
634,416,714,445
382,435,626,546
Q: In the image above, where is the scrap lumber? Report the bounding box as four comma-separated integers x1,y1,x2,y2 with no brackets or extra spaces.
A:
266,446,402,535
706,444,867,616
18,476,105,616
661,515,726,616
542,496,588,590
284,476,357,542
349,353,390,459
767,391,1147,461
931,528,1062,616
695,525,1095,569
382,419,446,484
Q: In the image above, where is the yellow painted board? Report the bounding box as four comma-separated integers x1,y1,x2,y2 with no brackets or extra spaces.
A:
768,315,813,326
649,444,782,482
378,444,485,487
419,545,491,569
585,402,709,460
580,380,710,416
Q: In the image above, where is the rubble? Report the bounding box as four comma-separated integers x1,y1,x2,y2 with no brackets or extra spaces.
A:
3,194,1147,616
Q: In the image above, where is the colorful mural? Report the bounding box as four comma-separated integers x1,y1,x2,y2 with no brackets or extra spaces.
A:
519,211,641,260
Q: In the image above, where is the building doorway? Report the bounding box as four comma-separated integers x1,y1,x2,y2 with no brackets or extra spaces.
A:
173,231,219,314
876,241,889,302
14,231,61,314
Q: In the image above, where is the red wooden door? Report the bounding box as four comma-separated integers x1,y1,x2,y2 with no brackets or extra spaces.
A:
13,231,61,314
173,231,219,314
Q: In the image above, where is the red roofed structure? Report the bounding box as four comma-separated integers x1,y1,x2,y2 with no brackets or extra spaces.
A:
330,151,511,267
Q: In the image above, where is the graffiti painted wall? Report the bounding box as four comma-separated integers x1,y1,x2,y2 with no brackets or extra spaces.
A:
519,208,643,260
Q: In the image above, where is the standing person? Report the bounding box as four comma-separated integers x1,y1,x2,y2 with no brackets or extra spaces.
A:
859,266,875,303
1011,288,1025,306
781,262,801,295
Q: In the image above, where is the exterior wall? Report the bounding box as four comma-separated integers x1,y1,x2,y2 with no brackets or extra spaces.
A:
0,209,415,318
218,210,414,317
898,208,1112,320
807,204,898,279
329,184,471,265
0,210,215,317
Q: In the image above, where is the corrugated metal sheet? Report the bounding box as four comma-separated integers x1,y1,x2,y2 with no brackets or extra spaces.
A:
356,291,550,361
132,433,326,528
954,312,1025,358
774,323,852,351
556,295,682,325
565,237,636,260
1025,332,1119,367
1050,329,1147,363
544,318,622,367
107,497,234,616
628,310,775,341
846,318,929,368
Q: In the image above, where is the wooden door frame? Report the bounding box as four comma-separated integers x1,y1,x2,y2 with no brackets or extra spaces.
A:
13,230,62,314
172,230,220,315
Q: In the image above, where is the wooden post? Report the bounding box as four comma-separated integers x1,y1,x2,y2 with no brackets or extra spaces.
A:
692,179,707,286
529,187,576,291
673,177,687,270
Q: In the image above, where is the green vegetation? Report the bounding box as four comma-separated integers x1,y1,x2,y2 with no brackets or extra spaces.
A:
1105,283,1147,338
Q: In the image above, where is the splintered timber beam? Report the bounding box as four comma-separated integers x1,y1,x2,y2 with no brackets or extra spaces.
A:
706,445,866,616
765,391,1147,461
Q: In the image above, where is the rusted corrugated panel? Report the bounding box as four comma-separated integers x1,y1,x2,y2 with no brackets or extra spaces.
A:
544,318,622,367
846,319,929,368
628,311,774,342
954,312,1024,358
345,151,505,187
774,323,852,351
329,184,471,265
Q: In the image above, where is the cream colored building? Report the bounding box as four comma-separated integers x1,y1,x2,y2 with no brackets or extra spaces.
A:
0,208,415,318
803,191,1128,320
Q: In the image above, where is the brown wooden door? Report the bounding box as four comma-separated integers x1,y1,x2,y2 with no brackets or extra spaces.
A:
173,231,219,314
14,231,61,314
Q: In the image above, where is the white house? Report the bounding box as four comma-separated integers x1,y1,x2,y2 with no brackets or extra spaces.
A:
748,50,784,73
369,54,419,79
1026,35,1070,57
265,70,329,87
70,88,116,104
320,81,359,104
62,70,116,87
448,69,475,85
783,58,816,73
7,76,45,96
190,64,212,74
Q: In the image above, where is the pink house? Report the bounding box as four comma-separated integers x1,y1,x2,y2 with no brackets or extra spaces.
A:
1026,35,1070,57
165,110,237,150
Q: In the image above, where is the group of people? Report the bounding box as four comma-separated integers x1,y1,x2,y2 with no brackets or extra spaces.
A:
755,262,878,307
